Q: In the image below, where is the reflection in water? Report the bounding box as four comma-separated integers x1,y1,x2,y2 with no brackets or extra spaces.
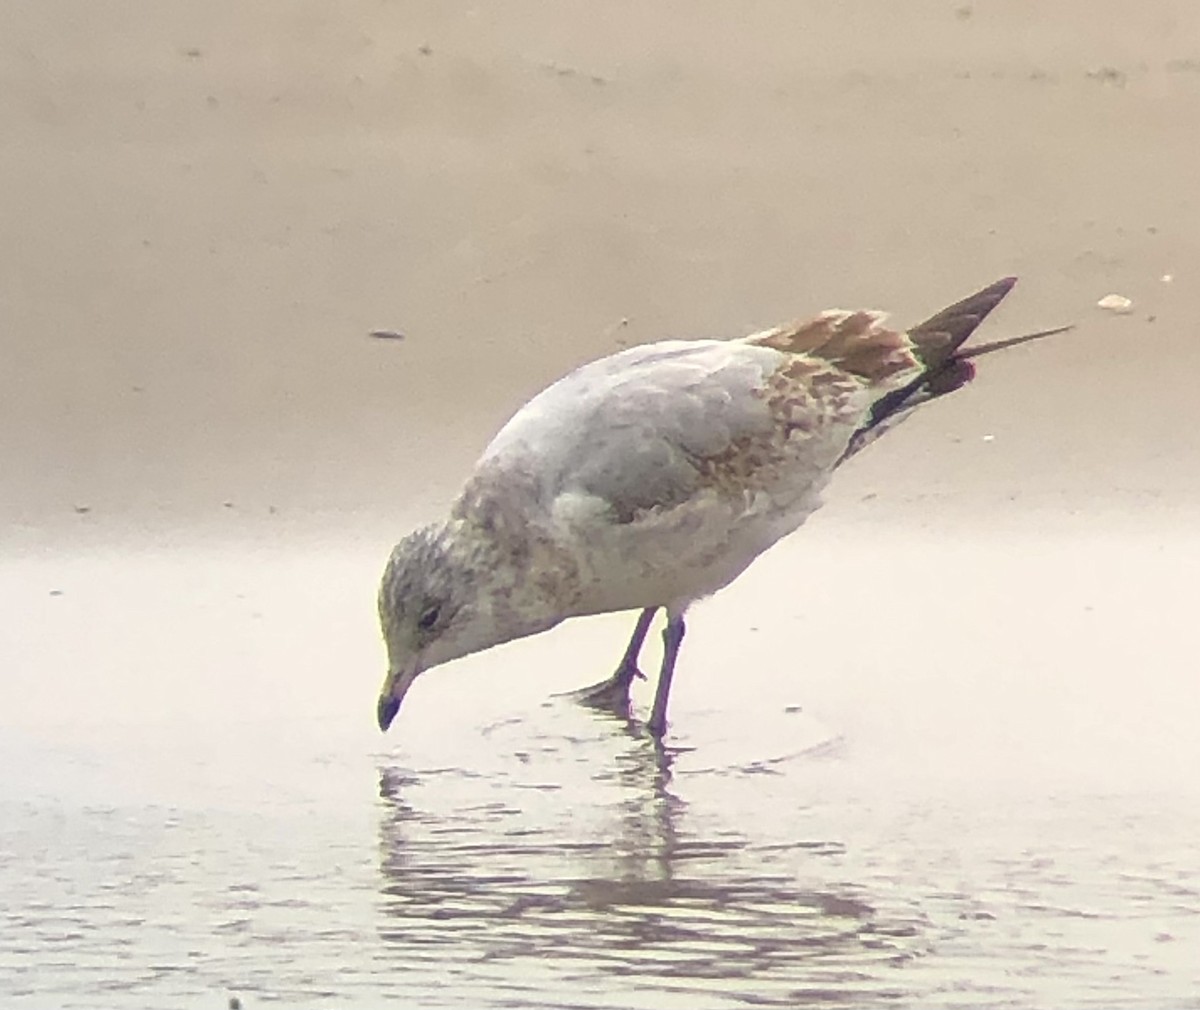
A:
4,545,1200,1007
375,727,919,1008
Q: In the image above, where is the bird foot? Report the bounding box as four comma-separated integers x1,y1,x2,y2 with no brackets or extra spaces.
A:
568,664,645,716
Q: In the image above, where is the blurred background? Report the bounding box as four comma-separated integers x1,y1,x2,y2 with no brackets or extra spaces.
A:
2,3,1198,1007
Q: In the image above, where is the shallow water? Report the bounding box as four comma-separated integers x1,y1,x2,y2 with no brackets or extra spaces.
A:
2,528,1199,1008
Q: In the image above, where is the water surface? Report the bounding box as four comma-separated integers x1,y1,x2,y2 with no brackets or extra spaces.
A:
2,530,1198,1008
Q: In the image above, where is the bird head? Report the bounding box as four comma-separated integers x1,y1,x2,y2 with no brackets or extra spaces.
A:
375,525,481,732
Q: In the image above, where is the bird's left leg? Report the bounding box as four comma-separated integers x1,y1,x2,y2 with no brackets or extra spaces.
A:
571,607,658,715
647,610,686,739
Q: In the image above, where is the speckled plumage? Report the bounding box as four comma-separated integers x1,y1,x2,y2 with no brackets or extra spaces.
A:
376,277,1041,737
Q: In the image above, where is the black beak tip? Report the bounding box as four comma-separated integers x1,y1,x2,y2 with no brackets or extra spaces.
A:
377,695,400,733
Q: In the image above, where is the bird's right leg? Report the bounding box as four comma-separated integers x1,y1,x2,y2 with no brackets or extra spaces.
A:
647,611,686,739
571,607,659,715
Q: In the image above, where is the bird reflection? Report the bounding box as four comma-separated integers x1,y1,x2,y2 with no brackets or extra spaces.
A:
587,731,686,885
373,720,922,1005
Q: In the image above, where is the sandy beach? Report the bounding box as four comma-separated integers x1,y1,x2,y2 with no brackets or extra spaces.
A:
2,2,1199,1006
4,0,1200,546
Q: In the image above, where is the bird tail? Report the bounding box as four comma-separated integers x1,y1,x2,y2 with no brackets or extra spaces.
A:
840,277,1070,462
869,276,1017,423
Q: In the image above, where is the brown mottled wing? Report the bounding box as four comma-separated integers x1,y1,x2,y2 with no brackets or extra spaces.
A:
752,276,1017,394
740,310,932,481
475,331,883,525
682,352,870,503
750,276,1018,464
474,279,1020,525
750,309,922,387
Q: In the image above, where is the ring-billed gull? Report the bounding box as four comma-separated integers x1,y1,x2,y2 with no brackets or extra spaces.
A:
377,277,1063,738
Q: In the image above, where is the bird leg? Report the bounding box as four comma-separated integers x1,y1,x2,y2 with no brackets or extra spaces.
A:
572,607,658,715
647,613,686,739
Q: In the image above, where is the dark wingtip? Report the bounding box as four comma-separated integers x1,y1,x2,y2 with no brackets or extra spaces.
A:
908,276,1019,366
983,275,1019,300
857,278,1019,438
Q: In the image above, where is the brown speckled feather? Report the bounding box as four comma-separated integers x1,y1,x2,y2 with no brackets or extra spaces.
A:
749,310,920,386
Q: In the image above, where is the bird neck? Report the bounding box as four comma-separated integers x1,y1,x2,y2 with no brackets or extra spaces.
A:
442,514,580,648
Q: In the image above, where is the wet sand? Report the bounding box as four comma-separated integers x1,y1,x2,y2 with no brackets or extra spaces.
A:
3,538,1199,1007
3,2,1200,1006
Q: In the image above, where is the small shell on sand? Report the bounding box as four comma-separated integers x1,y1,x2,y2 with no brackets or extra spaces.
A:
1097,294,1134,313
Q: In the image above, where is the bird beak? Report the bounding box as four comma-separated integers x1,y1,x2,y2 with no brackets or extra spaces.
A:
376,664,419,732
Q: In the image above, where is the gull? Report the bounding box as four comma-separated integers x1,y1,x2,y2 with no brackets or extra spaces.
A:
376,277,1064,738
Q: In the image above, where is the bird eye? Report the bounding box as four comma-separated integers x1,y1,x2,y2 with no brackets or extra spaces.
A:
417,605,441,631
